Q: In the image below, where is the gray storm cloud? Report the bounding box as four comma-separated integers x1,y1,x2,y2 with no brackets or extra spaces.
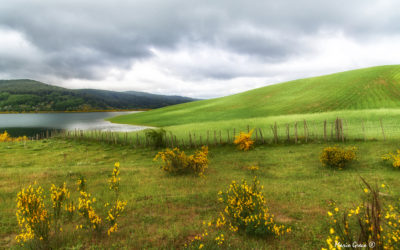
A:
0,0,399,97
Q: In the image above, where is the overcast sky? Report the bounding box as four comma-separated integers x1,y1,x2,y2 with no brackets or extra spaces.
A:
1,0,400,98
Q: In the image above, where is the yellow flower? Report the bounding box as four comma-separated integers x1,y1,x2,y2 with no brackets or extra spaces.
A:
364,188,369,193
199,243,204,249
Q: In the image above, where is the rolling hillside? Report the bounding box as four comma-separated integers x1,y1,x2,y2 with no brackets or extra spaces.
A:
0,79,195,111
110,65,400,127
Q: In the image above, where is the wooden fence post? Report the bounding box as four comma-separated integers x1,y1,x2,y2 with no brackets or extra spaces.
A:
340,119,344,142
255,129,258,143
335,118,340,141
303,120,308,143
362,120,366,141
259,128,264,144
273,122,278,144
286,124,290,142
380,119,386,141
324,120,327,142
294,122,298,144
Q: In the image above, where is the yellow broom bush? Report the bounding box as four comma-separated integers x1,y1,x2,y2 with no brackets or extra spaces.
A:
106,162,127,236
15,184,50,245
323,179,400,250
234,129,254,151
0,131,28,142
217,177,290,237
185,177,290,248
320,146,357,169
154,146,209,176
15,162,128,247
382,150,400,168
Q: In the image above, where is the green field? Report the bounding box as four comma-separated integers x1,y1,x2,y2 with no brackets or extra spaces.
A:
1,139,400,249
110,65,400,127
107,65,400,144
4,65,400,249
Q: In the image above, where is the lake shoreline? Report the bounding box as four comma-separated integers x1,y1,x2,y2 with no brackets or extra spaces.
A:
0,111,149,133
0,109,151,114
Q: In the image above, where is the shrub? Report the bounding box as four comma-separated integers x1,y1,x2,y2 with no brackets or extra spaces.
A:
184,221,226,249
145,128,166,148
246,165,259,175
64,200,76,221
16,184,50,245
234,129,254,151
320,146,357,169
106,161,127,236
382,150,400,168
109,162,121,195
15,162,128,247
77,190,102,231
0,131,28,142
106,200,127,236
154,146,209,176
217,177,290,237
323,178,400,250
50,183,70,231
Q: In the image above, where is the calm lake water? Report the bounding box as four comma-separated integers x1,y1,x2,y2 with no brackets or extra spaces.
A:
0,112,148,136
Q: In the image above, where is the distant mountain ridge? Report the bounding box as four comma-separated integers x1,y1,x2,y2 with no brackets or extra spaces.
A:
0,79,195,112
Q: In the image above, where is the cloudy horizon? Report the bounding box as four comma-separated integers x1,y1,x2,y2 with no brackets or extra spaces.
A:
1,0,400,99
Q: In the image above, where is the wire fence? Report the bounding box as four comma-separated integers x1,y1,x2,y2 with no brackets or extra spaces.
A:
32,117,399,148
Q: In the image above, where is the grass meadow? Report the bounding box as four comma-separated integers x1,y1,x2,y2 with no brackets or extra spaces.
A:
109,65,400,127
2,138,400,249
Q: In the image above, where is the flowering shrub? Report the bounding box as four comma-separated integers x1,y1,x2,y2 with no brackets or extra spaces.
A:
185,177,290,248
77,190,102,231
184,220,226,249
50,183,70,231
382,150,400,168
0,131,28,142
323,179,400,250
106,161,127,236
109,162,120,194
217,177,290,237
106,200,127,236
76,175,86,192
154,146,209,176
16,184,50,245
234,129,254,151
246,165,259,175
320,146,357,169
65,200,76,221
15,162,128,247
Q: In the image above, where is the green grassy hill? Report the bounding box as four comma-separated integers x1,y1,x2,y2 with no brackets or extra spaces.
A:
0,79,195,112
110,65,400,127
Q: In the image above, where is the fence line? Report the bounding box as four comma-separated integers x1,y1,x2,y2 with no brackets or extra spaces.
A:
29,118,399,148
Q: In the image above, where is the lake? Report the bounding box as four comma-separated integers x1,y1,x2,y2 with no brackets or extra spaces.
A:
0,111,149,136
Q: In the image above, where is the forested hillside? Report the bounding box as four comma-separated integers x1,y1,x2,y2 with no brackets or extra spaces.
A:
0,79,195,112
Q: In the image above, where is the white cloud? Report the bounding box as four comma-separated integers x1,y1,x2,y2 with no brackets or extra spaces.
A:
1,1,400,98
